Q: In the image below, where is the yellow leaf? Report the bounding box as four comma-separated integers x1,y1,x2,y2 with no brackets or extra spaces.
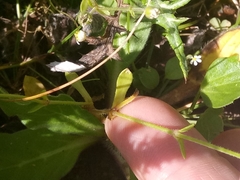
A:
200,27,240,72
23,76,47,98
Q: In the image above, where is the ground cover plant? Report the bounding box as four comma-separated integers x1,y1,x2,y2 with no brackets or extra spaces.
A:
0,0,240,179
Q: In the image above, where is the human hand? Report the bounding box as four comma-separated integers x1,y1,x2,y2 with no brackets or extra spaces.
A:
105,96,240,180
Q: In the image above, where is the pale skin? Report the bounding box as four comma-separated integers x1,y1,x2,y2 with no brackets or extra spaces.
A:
105,96,240,180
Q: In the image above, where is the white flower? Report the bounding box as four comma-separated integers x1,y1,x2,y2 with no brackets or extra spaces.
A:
74,30,86,45
145,6,160,19
190,55,202,66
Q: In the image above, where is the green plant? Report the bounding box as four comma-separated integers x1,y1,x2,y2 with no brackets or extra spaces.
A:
1,0,240,179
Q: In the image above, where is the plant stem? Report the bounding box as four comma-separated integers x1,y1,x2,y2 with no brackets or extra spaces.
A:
0,94,92,106
176,133,240,159
113,111,240,159
16,0,21,19
112,111,173,135
98,6,144,14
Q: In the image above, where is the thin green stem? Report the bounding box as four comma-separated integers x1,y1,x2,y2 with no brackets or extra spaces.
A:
23,0,35,18
16,0,21,19
113,111,240,159
188,90,201,113
0,54,49,70
48,0,78,27
177,133,240,159
0,94,92,106
28,66,59,89
65,72,93,104
48,26,81,53
98,6,144,14
112,111,173,135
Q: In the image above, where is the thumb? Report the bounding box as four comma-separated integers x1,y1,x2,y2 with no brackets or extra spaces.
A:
105,96,240,180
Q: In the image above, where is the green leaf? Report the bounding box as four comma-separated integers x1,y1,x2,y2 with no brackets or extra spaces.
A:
23,75,47,98
176,138,186,159
200,54,240,108
156,13,188,79
65,72,92,103
0,94,104,135
0,129,97,180
112,69,133,107
133,67,159,90
209,17,231,31
157,0,191,11
195,108,223,142
107,11,151,105
80,0,89,13
113,13,152,65
165,57,184,80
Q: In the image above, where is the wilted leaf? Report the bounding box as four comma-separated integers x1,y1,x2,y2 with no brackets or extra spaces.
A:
23,76,47,98
199,27,240,73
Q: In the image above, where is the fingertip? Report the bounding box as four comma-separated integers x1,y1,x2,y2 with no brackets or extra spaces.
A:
213,129,240,171
105,96,240,179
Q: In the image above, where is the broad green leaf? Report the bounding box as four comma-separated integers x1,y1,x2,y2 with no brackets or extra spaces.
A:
195,108,223,142
0,128,97,180
156,13,188,79
0,94,104,135
157,0,191,11
200,54,240,108
133,67,159,90
165,57,184,80
113,13,152,65
112,69,133,107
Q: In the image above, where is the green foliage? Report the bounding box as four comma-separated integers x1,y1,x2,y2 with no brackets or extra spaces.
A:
0,94,104,135
209,17,231,31
0,128,97,180
4,0,239,179
165,57,184,80
133,67,160,91
200,54,240,108
65,72,93,103
156,14,188,79
112,69,133,107
195,108,223,142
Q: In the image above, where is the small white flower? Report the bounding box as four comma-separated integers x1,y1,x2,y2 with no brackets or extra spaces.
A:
190,55,202,66
74,30,86,45
145,6,160,19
